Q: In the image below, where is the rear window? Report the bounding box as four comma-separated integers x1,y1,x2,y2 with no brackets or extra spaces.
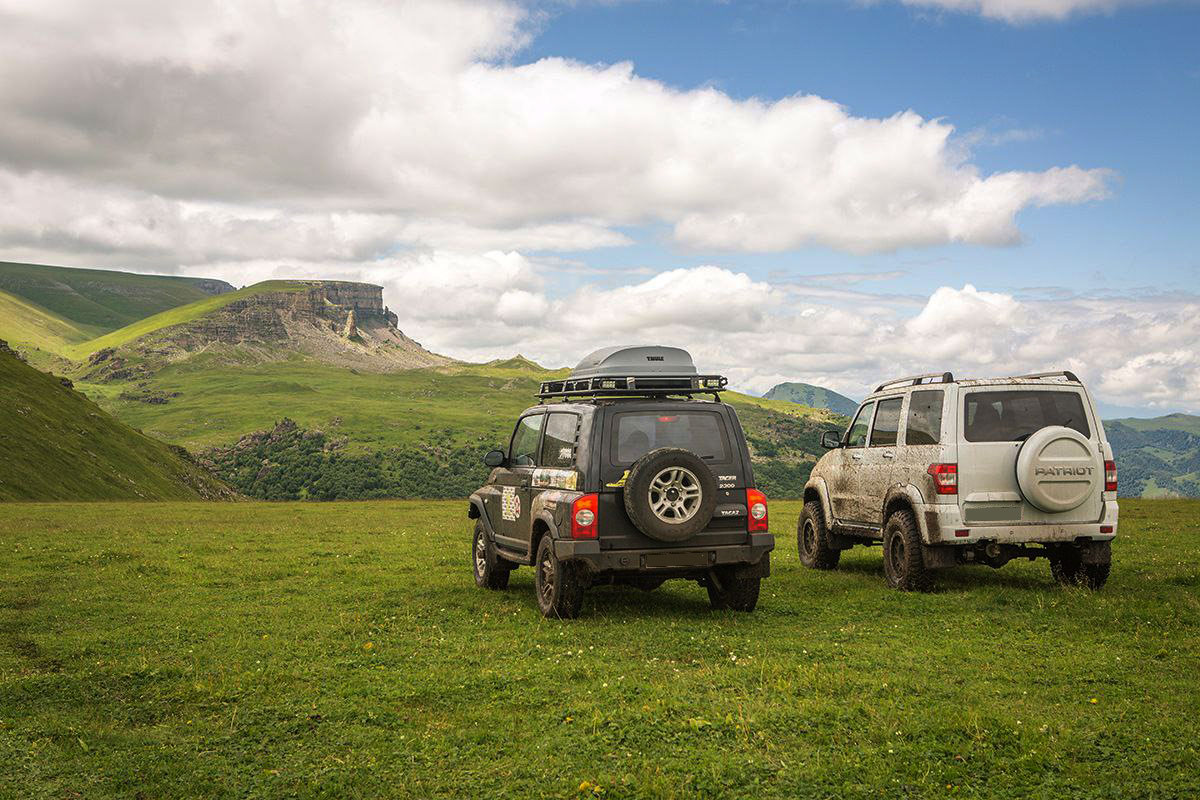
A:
906,390,944,446
613,411,729,464
540,413,579,468
963,390,1090,442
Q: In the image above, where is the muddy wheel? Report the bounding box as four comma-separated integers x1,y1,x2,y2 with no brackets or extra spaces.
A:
534,536,584,618
797,500,841,570
706,569,761,612
881,509,933,592
472,521,511,590
1049,547,1110,590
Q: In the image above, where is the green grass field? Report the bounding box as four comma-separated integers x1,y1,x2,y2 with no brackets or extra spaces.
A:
1,499,1197,798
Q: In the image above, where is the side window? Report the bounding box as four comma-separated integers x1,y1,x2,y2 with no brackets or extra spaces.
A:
509,415,543,467
539,413,579,468
845,402,874,448
905,390,944,446
869,398,902,447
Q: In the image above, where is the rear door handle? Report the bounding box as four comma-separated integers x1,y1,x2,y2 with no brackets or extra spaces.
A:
882,451,895,459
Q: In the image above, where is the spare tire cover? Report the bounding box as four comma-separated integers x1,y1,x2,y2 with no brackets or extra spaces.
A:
1015,425,1100,513
623,447,717,543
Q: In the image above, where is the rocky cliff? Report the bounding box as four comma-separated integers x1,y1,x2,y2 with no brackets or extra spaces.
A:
85,280,449,380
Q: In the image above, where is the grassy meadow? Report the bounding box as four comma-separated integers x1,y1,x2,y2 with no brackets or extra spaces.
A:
1,499,1197,798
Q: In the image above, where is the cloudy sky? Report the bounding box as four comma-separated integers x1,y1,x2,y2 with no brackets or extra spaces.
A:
1,0,1197,415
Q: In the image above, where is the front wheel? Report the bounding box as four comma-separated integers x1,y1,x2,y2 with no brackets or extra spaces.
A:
534,536,585,618
797,500,841,570
881,510,933,592
472,522,511,590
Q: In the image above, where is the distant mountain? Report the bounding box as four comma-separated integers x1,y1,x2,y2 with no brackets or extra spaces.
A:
1104,414,1200,498
0,341,233,501
0,261,233,352
763,382,859,416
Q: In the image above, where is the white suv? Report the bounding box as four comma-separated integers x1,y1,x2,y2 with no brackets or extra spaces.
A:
800,371,1118,591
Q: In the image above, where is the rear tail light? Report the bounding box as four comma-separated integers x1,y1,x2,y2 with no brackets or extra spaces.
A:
746,488,768,533
571,493,598,539
1104,460,1117,493
927,463,958,495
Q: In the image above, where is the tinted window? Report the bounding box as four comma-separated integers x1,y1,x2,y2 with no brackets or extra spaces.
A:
870,398,902,447
845,402,874,448
540,413,578,467
906,390,944,446
963,391,1090,443
509,415,543,466
614,412,729,464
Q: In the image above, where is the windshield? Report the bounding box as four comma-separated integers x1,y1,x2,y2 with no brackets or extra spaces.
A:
963,390,1090,442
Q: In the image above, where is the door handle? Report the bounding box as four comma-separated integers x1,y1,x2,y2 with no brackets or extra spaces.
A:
851,453,863,461
882,451,895,459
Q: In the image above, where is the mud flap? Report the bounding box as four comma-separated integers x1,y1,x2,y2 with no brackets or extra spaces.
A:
1080,540,1111,565
734,551,771,579
921,544,959,570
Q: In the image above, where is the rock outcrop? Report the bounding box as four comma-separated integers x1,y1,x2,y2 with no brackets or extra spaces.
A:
89,280,449,376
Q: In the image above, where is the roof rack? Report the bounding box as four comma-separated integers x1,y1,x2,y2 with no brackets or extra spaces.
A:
538,374,728,400
1010,370,1080,383
537,345,727,400
875,371,954,393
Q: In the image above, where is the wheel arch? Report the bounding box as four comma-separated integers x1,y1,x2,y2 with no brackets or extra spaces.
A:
803,477,834,524
880,485,932,543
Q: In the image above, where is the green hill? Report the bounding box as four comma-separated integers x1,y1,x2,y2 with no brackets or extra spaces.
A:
0,261,234,347
0,342,234,501
1104,414,1200,498
763,381,859,416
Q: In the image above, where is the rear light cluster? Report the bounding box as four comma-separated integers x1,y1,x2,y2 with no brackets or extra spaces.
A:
746,488,769,533
571,493,598,539
1104,460,1118,493
927,463,958,495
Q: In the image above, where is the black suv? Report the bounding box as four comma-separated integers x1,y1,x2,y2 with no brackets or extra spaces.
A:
468,346,775,618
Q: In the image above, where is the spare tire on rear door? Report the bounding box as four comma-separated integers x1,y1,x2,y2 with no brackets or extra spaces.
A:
623,447,717,542
1015,425,1101,513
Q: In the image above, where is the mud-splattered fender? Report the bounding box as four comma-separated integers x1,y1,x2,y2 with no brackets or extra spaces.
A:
531,489,580,540
468,493,495,539
804,476,835,525
880,484,932,543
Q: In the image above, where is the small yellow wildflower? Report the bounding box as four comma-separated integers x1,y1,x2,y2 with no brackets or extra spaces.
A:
363,641,374,651
1089,698,1098,704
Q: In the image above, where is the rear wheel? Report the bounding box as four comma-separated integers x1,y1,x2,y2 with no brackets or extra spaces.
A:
706,569,761,612
534,536,584,618
797,500,841,570
881,510,933,592
1049,546,1110,590
472,522,511,590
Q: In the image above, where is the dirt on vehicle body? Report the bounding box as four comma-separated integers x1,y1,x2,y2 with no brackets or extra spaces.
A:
801,370,1118,591
468,346,775,617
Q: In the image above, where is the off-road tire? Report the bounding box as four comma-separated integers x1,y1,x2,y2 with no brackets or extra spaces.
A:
472,521,511,590
1049,546,1110,590
706,570,761,612
881,510,933,592
797,500,841,570
623,448,717,543
534,536,585,618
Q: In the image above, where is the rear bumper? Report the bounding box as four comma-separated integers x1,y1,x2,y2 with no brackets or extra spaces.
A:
554,533,775,575
922,500,1118,544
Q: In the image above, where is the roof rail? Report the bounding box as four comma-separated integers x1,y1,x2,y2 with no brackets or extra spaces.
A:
538,374,727,400
1010,370,1080,383
875,371,954,393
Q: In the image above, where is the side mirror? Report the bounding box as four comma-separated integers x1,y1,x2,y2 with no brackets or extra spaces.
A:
483,449,507,468
820,431,843,450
